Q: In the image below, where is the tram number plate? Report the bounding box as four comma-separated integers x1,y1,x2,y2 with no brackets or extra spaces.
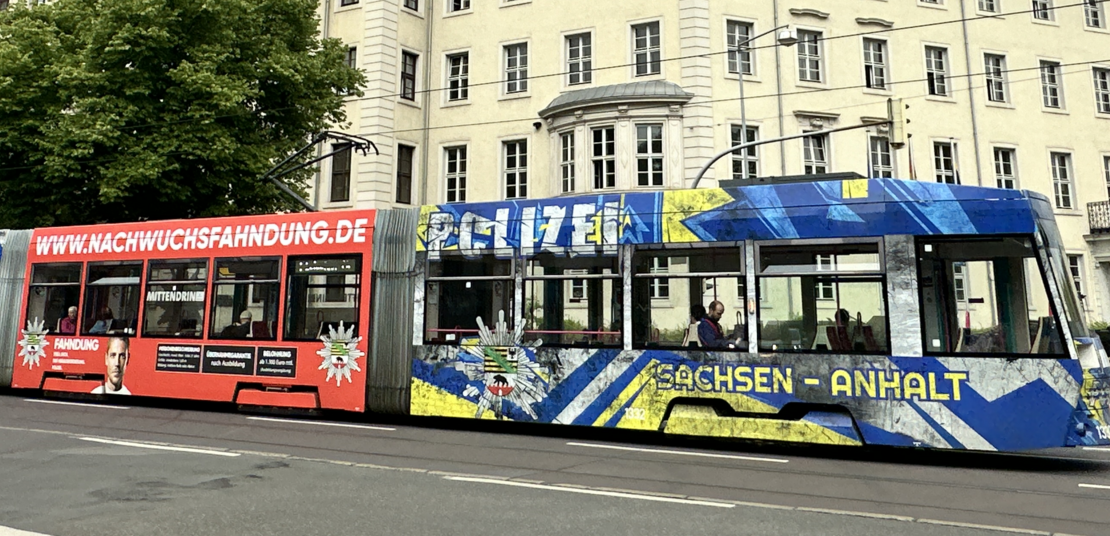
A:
624,408,646,421
1097,424,1110,440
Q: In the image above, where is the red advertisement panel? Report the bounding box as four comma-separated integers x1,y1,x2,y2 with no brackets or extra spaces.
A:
12,210,376,412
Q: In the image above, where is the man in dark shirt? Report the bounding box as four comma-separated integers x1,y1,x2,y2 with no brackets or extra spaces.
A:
220,310,253,339
698,300,740,348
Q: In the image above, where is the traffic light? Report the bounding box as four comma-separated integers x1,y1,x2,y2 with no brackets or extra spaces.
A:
888,98,907,149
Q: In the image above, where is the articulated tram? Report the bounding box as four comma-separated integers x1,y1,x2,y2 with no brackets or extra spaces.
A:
1,177,1107,451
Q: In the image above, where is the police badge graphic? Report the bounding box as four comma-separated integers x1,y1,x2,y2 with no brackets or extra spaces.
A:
455,310,546,420
317,321,364,386
18,318,50,370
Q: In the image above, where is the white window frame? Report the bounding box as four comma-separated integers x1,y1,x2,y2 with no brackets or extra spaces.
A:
1068,254,1087,306
726,19,755,76
565,31,593,86
731,124,759,180
650,257,670,299
924,45,950,97
869,136,894,178
503,42,529,95
1051,151,1074,209
802,132,829,175
1094,67,1110,115
503,139,529,200
444,145,467,204
796,29,824,84
815,254,835,300
1032,0,1054,22
445,51,469,103
933,140,959,184
862,38,889,91
635,123,664,187
984,53,1008,103
993,146,1018,189
591,125,617,190
446,0,470,14
560,132,576,194
1087,0,1107,28
631,20,662,78
1103,154,1110,198
952,262,968,303
1040,60,1064,110
977,0,998,13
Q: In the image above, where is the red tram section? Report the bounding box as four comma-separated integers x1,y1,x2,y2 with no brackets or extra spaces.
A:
12,210,376,411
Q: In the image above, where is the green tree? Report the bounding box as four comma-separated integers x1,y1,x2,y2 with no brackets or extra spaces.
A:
0,0,364,227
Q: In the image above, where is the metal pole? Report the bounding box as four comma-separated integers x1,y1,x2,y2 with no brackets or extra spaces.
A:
738,44,748,181
691,120,890,189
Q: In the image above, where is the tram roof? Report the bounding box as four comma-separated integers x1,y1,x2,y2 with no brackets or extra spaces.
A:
417,178,1051,253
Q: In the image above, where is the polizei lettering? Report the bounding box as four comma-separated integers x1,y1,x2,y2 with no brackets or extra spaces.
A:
52,338,100,352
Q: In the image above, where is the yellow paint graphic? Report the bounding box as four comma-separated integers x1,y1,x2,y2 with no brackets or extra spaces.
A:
410,378,495,420
842,179,869,199
415,205,434,252
663,405,861,446
1082,370,1110,428
661,189,735,243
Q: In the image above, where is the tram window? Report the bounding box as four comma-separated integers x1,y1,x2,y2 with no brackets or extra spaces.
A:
142,260,208,339
918,237,1064,356
26,263,82,334
524,253,621,347
284,255,361,341
425,256,513,344
209,257,280,341
82,262,143,336
631,247,745,349
757,243,889,353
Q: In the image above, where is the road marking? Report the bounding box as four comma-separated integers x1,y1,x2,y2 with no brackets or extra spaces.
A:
443,476,735,508
1078,483,1110,490
24,399,129,410
915,518,1050,535
567,441,789,464
0,525,53,536
78,437,240,457
246,416,395,431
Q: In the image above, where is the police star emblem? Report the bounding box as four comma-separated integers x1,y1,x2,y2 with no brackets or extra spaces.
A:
18,318,50,370
456,310,546,420
316,321,364,386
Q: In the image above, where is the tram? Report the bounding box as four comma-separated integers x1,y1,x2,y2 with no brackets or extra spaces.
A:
1,177,1107,451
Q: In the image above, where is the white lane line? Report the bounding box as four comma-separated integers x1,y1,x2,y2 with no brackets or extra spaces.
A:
78,437,240,457
567,441,789,464
24,399,129,410
246,416,396,431
1078,483,1110,490
0,525,53,536
444,476,735,508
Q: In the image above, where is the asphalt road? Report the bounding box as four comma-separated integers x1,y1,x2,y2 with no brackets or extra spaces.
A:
0,392,1108,536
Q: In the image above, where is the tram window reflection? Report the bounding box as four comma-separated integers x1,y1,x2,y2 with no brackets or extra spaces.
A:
26,263,83,335
82,262,142,336
142,259,207,338
424,256,513,344
209,257,280,341
284,255,361,341
523,253,621,347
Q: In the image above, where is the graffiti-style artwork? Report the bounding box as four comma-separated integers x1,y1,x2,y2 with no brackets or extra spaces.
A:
451,311,547,420
18,318,49,370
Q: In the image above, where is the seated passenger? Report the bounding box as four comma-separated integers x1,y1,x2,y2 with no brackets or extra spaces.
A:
698,300,742,349
220,310,253,339
682,304,707,347
89,307,114,335
59,306,78,335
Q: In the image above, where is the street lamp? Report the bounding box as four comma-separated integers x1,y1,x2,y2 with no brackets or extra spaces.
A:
734,25,797,180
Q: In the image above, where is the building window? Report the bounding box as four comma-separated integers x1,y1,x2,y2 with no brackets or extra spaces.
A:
592,126,616,189
933,141,958,184
346,47,357,69
449,0,470,12
869,136,893,178
1051,152,1073,209
340,0,359,6
726,20,754,75
863,38,888,90
561,132,575,193
730,125,759,180
649,257,669,299
445,146,467,203
978,0,997,12
396,144,414,205
505,43,528,94
331,144,351,203
1069,255,1086,303
803,133,828,174
400,51,418,101
1041,60,1063,109
504,140,528,199
952,262,967,302
797,30,823,83
632,22,661,76
1105,155,1110,198
1033,0,1053,21
567,33,592,85
446,53,469,102
1088,0,1107,28
984,53,1007,103
1094,68,1110,114
403,0,418,11
925,46,949,97
815,254,835,300
636,124,664,187
994,147,1017,189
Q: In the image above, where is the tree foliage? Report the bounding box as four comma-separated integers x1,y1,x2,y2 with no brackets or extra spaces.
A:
0,0,364,228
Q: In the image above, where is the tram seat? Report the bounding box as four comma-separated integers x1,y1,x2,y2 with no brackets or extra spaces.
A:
681,322,701,348
861,326,878,352
251,321,271,339
1031,317,1051,354
954,328,970,352
826,326,851,352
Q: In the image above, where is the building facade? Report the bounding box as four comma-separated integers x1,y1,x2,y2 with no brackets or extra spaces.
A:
315,0,1110,327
